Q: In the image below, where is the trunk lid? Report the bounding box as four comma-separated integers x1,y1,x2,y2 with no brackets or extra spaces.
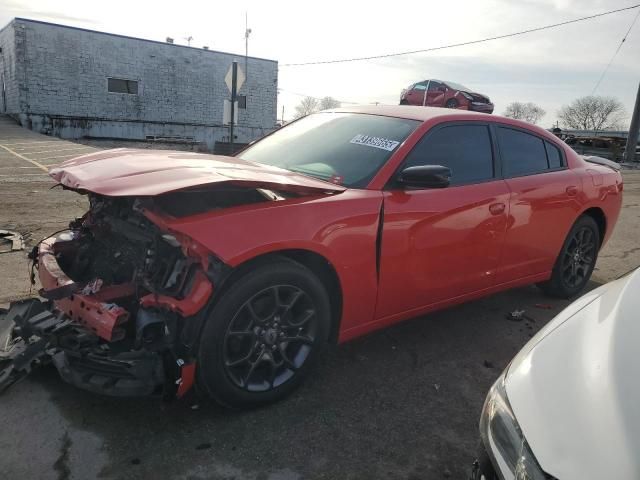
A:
49,148,346,196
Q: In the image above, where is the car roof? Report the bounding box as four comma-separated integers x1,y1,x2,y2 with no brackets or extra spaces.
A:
325,105,561,144
328,105,489,122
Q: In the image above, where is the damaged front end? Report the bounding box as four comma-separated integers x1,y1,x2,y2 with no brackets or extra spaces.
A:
0,149,346,399
0,194,226,398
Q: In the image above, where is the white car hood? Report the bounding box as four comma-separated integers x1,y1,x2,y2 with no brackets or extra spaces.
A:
506,269,640,480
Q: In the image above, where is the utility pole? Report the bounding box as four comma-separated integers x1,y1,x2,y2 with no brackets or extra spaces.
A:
625,82,640,163
245,12,252,79
229,61,238,154
281,105,285,125
422,80,431,106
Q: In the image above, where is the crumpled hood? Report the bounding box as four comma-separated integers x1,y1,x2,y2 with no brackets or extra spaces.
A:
505,269,640,480
464,91,490,103
49,148,346,196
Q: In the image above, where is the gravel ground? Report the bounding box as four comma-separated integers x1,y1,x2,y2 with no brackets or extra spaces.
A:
1,115,639,480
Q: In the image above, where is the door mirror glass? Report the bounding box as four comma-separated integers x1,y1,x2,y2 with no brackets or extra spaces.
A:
397,165,451,189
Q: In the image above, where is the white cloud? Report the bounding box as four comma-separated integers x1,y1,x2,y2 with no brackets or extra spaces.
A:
1,0,638,126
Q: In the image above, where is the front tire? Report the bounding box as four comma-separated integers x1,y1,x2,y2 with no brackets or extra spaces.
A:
197,258,331,408
538,215,600,298
445,99,459,108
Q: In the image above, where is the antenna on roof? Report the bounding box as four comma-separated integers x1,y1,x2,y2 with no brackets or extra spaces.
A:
184,35,193,46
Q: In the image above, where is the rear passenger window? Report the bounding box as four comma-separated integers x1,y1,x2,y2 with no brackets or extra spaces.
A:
402,125,494,185
545,141,563,169
497,127,548,177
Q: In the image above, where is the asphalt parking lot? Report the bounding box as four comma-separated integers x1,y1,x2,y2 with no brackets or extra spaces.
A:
1,114,639,480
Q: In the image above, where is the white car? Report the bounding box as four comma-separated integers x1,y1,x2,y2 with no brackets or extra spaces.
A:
472,268,640,480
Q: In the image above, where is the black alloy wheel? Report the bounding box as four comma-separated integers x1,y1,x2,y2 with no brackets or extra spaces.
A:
223,285,318,392
560,226,597,289
445,99,458,108
538,215,600,298
197,258,330,408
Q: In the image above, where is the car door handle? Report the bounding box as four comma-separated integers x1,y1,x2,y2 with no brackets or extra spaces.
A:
566,185,578,197
489,202,506,215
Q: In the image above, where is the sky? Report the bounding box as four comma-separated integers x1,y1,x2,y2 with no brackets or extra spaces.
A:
1,0,639,126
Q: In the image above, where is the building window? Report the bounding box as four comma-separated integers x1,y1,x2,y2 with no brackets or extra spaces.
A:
108,78,139,94
237,95,247,109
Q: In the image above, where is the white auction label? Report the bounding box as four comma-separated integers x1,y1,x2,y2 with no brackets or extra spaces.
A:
349,134,400,152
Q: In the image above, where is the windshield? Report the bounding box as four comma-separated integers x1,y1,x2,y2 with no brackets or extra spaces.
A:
239,113,420,188
444,81,471,92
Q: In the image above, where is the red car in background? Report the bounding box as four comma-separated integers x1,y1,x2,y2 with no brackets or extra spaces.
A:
400,79,494,113
0,106,622,408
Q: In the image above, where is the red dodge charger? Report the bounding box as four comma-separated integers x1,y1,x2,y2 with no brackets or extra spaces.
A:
0,106,622,407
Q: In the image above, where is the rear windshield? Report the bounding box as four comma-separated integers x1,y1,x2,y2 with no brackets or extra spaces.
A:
444,81,471,91
240,113,420,188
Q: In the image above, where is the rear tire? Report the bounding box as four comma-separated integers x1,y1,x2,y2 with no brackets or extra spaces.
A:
197,258,331,408
445,99,459,108
538,215,600,298
400,99,409,105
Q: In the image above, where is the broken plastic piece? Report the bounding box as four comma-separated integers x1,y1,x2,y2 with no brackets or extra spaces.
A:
0,230,25,254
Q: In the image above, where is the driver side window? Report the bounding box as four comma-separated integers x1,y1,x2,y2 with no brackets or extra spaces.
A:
402,124,495,185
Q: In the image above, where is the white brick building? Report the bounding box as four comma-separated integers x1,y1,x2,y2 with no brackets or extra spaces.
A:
0,18,278,150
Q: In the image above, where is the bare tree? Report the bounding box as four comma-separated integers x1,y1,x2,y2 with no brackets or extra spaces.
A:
558,96,626,131
318,96,341,110
294,96,320,119
503,102,546,124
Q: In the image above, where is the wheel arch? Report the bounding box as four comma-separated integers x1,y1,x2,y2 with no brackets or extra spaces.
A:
580,206,607,249
213,249,344,344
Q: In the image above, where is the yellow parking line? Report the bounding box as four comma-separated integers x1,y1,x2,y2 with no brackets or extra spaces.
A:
5,141,64,147
0,173,49,177
36,152,95,161
19,146,94,155
0,144,49,172
0,166,41,169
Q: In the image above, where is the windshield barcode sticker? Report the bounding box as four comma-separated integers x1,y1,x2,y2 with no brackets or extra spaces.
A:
350,134,400,152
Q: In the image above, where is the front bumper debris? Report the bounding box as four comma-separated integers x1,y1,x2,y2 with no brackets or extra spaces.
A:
0,299,165,396
0,299,69,392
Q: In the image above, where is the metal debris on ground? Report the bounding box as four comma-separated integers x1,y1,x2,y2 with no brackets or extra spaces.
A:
0,230,25,254
506,309,526,321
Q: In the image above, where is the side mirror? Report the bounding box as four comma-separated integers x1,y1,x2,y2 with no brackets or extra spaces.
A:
397,165,451,189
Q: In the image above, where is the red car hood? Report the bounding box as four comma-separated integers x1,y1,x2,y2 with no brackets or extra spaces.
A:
49,148,346,196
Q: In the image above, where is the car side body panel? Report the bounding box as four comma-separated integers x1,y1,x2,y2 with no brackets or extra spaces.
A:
149,189,384,338
496,168,584,283
375,180,511,318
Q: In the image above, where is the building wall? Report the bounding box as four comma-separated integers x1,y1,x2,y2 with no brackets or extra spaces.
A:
3,18,278,148
0,20,22,114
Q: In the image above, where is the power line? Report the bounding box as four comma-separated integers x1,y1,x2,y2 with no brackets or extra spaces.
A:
277,88,360,104
592,8,640,94
280,4,640,67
